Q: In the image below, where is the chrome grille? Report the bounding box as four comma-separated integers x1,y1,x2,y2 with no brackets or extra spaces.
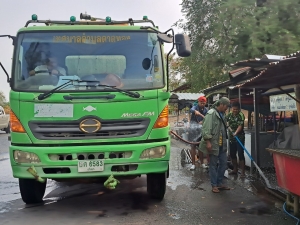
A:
29,118,150,140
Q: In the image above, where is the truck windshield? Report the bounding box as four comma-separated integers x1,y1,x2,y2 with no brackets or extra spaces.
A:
12,31,164,92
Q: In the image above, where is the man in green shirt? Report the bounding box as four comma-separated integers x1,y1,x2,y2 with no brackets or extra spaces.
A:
199,97,231,193
226,101,246,178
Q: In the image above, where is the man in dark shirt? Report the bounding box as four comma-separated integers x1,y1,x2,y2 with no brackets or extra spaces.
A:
188,96,208,170
226,101,246,178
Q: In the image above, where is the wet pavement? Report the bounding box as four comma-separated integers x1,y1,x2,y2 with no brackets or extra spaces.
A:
0,134,296,225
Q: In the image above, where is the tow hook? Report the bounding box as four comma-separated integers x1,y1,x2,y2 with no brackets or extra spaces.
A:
27,165,46,183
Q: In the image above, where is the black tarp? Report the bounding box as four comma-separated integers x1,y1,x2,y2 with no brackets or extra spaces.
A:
269,125,300,149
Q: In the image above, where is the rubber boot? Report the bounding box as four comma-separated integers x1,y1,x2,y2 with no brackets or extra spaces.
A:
230,159,238,174
240,160,246,177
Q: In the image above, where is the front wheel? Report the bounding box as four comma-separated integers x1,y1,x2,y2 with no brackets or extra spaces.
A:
147,172,166,201
19,178,47,204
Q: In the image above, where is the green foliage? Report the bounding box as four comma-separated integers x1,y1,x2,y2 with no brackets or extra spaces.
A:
176,0,300,92
168,53,189,91
0,91,6,106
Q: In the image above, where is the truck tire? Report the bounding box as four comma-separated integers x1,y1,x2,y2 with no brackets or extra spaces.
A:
19,178,47,204
5,124,10,133
147,172,166,201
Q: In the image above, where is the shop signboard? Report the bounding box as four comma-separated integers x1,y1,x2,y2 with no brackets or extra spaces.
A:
270,93,296,112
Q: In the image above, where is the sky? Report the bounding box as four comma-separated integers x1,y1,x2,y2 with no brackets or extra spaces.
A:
0,0,184,101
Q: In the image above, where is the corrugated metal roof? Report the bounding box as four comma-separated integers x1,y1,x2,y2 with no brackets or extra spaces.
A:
229,50,300,89
231,58,283,68
261,84,295,96
234,56,300,89
205,88,228,98
202,80,232,94
171,93,204,101
262,54,286,60
286,51,300,58
229,67,251,78
199,51,300,93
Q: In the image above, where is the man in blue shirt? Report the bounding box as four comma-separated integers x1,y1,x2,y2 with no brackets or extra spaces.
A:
188,96,208,170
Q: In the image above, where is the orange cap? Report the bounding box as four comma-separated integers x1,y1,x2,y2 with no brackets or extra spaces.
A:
198,96,207,102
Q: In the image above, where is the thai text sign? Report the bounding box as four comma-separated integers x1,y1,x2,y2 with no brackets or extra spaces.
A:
270,93,296,112
53,35,131,43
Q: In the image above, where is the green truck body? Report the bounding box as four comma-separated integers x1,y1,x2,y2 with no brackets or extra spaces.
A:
2,14,190,204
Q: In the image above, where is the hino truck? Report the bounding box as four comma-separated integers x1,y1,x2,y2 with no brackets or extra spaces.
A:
0,13,191,204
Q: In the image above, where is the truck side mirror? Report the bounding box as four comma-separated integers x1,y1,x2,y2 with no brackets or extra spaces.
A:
175,34,191,57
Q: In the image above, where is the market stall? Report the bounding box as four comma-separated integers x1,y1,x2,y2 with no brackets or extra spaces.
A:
231,52,300,217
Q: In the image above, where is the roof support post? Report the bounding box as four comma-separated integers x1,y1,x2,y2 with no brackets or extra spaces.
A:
253,88,260,174
239,88,242,109
295,84,300,131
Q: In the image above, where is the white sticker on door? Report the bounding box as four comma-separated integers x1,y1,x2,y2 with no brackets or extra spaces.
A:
34,104,73,118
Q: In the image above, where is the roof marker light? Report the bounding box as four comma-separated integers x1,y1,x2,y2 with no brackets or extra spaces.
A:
106,16,111,23
32,14,38,20
143,16,148,20
70,16,76,22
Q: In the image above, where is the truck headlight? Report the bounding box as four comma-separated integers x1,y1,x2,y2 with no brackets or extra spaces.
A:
13,150,41,163
140,146,166,159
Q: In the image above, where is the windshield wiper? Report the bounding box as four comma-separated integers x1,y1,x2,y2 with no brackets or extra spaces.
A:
101,85,141,98
37,79,141,100
37,79,98,100
75,82,141,98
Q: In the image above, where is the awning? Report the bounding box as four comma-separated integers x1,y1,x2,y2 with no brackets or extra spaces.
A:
169,93,204,110
235,57,300,89
202,80,232,95
205,88,228,98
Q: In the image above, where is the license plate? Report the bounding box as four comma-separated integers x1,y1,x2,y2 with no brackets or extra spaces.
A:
78,160,104,173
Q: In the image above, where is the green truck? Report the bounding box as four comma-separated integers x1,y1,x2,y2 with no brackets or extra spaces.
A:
0,13,191,204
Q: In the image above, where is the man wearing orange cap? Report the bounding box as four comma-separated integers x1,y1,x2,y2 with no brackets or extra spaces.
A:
188,96,208,170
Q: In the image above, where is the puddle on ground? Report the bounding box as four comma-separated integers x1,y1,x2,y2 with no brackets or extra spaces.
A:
167,170,193,191
0,157,20,205
239,200,272,215
0,202,12,214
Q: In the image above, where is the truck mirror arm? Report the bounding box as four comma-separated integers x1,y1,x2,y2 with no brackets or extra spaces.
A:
166,29,175,92
0,62,10,83
0,35,16,45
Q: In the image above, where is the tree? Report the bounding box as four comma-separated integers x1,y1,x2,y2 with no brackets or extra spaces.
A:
0,91,10,113
168,53,189,91
176,0,300,91
0,91,6,106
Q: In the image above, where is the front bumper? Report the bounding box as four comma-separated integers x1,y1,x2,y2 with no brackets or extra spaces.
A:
10,141,170,179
